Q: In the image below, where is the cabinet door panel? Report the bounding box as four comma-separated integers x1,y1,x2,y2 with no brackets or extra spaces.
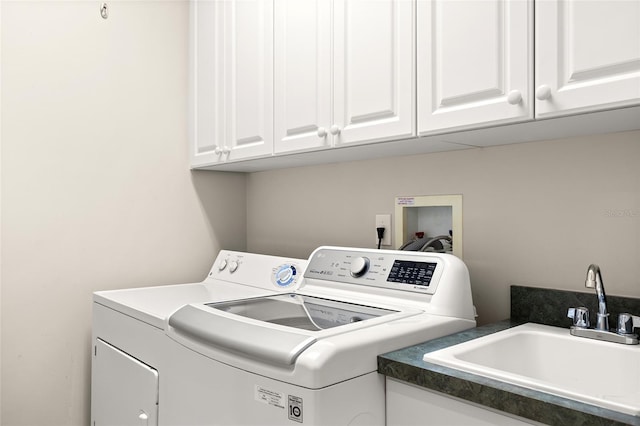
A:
274,0,332,154
417,0,532,134
536,0,640,118
225,0,273,160
190,1,224,167
387,379,538,426
334,0,414,146
439,2,501,102
91,339,158,426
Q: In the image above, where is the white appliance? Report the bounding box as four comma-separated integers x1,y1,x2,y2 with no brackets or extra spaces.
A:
91,246,476,426
91,250,307,426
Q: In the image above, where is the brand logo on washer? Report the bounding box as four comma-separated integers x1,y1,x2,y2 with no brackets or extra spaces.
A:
288,395,303,423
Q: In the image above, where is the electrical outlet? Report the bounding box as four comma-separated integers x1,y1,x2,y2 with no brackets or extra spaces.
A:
375,214,392,246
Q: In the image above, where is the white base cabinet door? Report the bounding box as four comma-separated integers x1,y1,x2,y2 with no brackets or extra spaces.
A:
535,0,640,118
386,379,542,426
417,0,533,135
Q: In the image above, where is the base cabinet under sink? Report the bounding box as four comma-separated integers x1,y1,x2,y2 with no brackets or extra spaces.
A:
386,378,543,426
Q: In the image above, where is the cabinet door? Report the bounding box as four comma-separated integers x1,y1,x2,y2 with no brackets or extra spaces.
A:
333,0,415,146
387,379,537,426
535,0,640,118
224,0,274,161
417,0,532,135
189,0,225,167
91,339,158,426
274,0,332,154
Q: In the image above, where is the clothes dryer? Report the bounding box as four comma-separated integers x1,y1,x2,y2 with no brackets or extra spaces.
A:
91,250,306,426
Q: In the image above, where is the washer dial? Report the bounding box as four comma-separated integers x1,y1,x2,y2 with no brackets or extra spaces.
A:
275,264,298,287
350,257,370,277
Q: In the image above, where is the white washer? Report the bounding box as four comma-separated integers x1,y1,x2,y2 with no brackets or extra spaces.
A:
91,246,476,426
91,250,306,426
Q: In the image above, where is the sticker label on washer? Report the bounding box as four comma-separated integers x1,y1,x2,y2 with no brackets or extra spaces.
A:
288,395,303,423
255,385,285,409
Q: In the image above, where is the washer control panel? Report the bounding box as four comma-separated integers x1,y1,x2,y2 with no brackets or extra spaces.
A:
208,250,305,291
305,248,446,294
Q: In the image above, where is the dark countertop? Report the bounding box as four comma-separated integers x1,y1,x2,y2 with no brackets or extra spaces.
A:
378,286,640,426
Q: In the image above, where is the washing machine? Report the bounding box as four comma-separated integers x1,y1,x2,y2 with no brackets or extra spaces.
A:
91,250,307,426
162,246,476,425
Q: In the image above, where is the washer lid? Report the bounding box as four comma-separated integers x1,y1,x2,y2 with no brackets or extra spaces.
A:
207,293,397,331
167,294,404,367
168,303,318,366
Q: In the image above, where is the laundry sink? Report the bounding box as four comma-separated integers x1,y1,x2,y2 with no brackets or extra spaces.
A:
423,322,640,416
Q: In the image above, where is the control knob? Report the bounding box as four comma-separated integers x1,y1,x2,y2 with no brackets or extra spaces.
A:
218,259,228,271
275,264,297,287
350,257,370,278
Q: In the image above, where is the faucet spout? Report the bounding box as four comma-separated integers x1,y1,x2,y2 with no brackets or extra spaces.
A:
585,264,609,331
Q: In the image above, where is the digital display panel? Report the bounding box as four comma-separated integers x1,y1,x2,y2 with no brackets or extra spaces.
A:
387,260,437,286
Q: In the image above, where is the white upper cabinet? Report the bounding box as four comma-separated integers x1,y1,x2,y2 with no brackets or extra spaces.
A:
333,0,415,147
191,0,640,171
274,0,415,154
190,1,225,168
274,0,332,154
535,0,640,118
190,0,273,166
225,0,274,161
417,0,533,135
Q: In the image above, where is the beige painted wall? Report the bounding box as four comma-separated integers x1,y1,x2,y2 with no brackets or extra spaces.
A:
247,130,640,325
1,1,246,425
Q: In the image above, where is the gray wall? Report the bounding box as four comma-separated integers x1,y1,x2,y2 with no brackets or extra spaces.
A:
1,1,246,424
247,130,640,325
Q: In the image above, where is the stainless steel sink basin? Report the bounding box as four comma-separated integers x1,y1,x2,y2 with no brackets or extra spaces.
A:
423,322,640,415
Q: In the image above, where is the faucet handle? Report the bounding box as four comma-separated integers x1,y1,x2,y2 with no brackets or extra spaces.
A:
617,313,640,335
568,307,590,328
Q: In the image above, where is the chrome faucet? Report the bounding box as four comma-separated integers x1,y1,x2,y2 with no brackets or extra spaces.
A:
567,264,639,345
585,264,609,331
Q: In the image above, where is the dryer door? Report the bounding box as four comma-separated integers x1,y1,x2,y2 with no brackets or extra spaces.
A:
91,339,159,426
